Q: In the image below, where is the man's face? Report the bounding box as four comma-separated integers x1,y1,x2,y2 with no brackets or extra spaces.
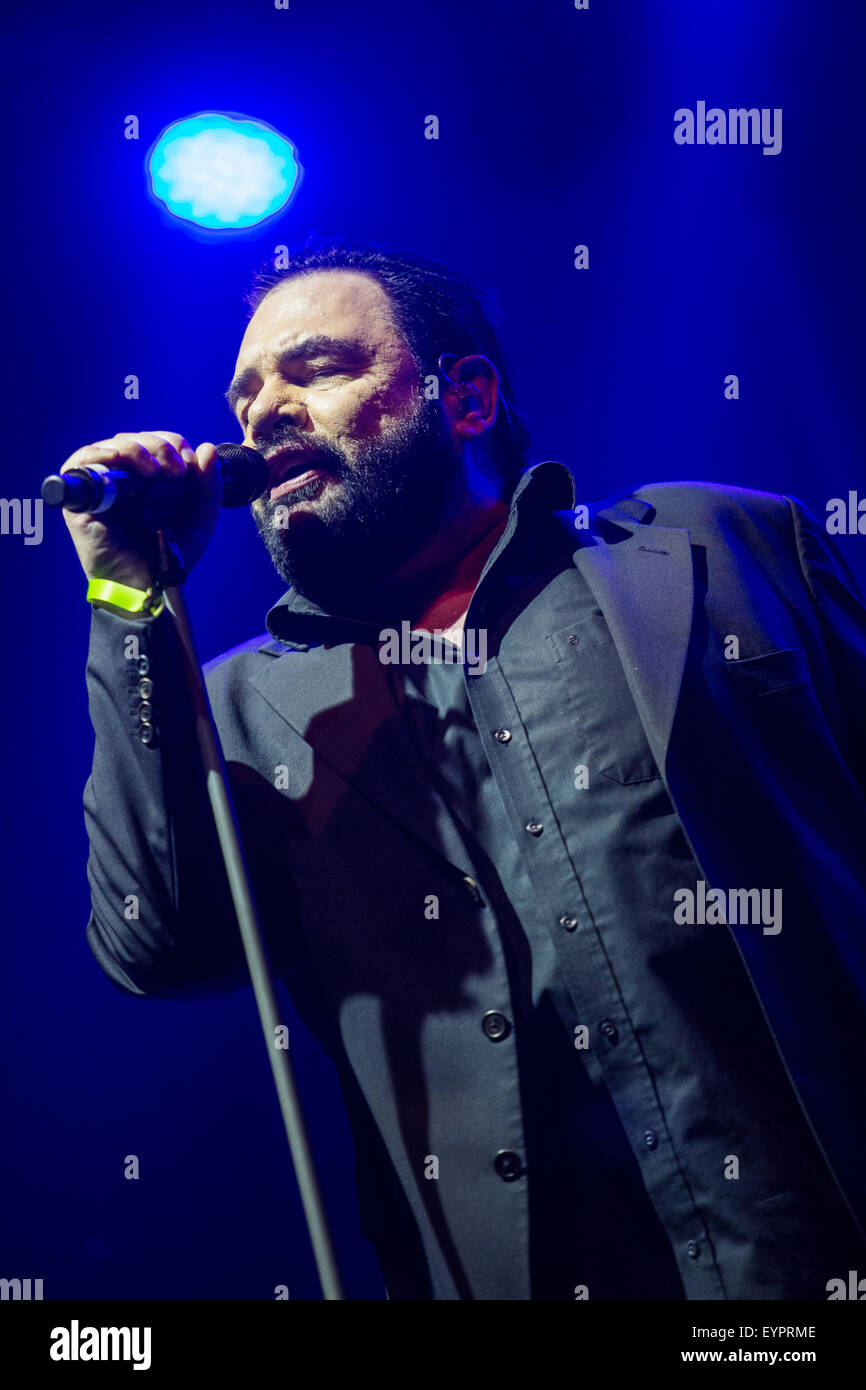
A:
227,270,464,609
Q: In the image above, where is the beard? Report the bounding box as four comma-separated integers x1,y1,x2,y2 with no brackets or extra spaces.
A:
250,391,465,613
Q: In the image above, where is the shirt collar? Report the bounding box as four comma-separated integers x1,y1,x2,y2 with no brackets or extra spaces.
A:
264,459,578,651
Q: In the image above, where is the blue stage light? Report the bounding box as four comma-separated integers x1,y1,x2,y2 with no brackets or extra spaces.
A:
147,112,301,230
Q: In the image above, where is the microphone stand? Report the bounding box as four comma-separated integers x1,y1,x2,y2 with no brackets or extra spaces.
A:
155,530,344,1301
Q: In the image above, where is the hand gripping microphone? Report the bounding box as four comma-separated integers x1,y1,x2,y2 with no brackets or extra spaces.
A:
40,443,268,514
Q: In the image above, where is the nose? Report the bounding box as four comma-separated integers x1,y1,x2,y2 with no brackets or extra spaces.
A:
247,386,309,443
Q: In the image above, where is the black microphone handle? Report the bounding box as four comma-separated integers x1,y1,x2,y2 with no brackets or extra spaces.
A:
40,443,267,514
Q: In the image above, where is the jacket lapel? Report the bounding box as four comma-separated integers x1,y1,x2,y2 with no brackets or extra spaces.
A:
572,508,695,779
248,639,465,871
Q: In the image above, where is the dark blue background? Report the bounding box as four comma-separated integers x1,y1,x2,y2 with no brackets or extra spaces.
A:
2,0,864,1299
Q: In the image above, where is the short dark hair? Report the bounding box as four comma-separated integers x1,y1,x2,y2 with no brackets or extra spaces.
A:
244,237,532,497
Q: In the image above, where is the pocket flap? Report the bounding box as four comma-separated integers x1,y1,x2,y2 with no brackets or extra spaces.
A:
723,646,811,695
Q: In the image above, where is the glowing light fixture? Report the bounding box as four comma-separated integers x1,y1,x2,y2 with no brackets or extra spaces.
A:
147,112,301,229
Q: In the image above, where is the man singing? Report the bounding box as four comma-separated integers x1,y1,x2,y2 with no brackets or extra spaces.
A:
61,241,866,1300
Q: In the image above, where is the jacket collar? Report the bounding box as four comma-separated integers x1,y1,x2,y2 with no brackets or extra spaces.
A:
264,459,592,652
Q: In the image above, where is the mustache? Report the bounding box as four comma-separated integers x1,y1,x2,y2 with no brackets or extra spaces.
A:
258,425,345,470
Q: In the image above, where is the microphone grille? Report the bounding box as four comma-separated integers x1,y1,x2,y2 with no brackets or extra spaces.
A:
215,443,269,507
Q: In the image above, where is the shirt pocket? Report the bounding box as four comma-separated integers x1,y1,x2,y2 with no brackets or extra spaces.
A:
546,612,661,785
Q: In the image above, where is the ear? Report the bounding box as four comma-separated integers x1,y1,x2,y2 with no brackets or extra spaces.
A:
439,353,500,444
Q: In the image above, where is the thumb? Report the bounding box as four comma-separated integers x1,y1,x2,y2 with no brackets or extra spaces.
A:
195,441,222,501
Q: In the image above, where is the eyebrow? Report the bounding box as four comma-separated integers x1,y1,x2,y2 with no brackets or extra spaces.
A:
224,335,371,412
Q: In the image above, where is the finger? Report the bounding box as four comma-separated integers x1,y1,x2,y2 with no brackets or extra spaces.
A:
194,442,222,498
59,440,160,477
113,431,188,476
149,430,197,466
195,441,219,471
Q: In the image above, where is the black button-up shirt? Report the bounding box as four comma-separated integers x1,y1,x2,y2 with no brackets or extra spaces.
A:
264,460,864,1299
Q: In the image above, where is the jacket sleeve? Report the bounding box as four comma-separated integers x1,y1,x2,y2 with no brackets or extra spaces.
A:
83,602,254,998
787,494,866,796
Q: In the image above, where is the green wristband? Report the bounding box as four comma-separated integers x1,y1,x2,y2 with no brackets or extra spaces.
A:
86,577,166,617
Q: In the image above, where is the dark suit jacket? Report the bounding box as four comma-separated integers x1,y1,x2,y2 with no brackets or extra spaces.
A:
83,475,866,1291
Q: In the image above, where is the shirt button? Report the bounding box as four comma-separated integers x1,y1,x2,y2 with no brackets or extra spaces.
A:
481,1010,511,1041
138,677,154,698
525,821,544,836
686,1240,700,1259
137,656,150,675
643,1129,658,1150
139,726,154,745
493,728,512,743
558,915,579,932
599,1018,619,1043
462,875,483,905
493,1150,523,1181
137,701,153,722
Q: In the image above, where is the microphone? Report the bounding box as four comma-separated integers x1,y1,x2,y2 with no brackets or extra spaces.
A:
41,443,269,514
